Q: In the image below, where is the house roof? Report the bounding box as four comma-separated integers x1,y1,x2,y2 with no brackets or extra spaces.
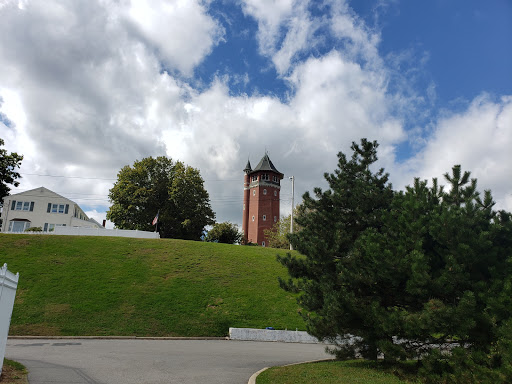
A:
5,187,74,203
250,153,283,178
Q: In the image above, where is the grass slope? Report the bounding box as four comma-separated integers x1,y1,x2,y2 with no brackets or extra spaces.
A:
0,234,303,337
257,360,419,384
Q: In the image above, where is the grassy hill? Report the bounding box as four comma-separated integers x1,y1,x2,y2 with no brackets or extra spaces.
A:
0,234,304,337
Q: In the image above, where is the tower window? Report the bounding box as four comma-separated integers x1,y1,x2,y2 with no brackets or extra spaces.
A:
263,189,267,195
262,241,266,247
243,203,245,210
274,216,277,222
252,216,255,222
274,190,277,196
263,215,266,221
262,173,269,181
253,190,256,196
273,176,278,182
252,175,257,182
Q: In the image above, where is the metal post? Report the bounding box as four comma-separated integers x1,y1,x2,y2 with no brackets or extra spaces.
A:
289,176,294,251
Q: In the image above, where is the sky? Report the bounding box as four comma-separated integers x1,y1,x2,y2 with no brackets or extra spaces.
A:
0,0,511,229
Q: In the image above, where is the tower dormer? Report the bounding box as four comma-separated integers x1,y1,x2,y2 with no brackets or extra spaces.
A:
242,153,283,246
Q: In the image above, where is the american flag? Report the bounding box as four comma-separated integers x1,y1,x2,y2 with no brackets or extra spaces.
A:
152,211,159,226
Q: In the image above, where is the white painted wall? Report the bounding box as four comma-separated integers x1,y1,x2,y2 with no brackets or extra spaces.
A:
1,187,102,232
0,264,19,378
54,226,160,239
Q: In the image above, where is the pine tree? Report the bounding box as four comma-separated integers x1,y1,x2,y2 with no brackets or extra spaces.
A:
279,142,512,381
278,139,394,359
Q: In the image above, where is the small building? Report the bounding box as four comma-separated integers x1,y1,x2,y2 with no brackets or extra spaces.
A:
242,153,283,246
0,187,103,233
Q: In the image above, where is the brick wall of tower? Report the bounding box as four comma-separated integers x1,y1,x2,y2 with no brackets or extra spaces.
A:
242,173,250,242
244,172,281,246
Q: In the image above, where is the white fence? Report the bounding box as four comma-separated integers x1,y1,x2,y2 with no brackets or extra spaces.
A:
0,263,19,378
54,227,160,239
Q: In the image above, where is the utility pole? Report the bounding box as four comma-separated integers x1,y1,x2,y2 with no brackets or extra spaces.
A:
289,176,294,251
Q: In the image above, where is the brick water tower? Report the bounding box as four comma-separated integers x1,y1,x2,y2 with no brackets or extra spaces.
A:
242,153,284,246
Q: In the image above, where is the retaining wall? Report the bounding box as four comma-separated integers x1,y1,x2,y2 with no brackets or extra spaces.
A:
229,327,322,344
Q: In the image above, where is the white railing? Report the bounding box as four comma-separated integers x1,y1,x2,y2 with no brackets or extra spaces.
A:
0,263,19,378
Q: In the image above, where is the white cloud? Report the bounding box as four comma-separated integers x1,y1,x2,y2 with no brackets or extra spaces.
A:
399,94,512,211
124,0,224,76
0,0,509,229
241,0,318,75
329,0,381,67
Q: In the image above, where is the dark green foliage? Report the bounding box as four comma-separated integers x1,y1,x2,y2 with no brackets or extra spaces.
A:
278,139,394,358
279,139,512,382
107,156,215,240
205,222,242,244
0,137,23,201
25,226,42,232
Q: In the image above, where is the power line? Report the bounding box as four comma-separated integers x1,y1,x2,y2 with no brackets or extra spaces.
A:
20,173,117,181
20,172,241,182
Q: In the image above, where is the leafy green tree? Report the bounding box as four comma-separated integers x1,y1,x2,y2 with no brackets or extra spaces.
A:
205,222,242,244
0,138,23,202
107,156,215,240
263,206,301,249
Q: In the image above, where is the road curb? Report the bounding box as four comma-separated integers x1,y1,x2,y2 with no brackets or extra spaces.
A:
8,336,228,340
247,358,334,384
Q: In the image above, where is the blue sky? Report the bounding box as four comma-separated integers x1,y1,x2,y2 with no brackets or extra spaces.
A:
0,0,511,227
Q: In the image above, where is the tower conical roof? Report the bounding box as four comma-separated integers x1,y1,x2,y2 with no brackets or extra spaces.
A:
251,153,283,177
243,159,252,173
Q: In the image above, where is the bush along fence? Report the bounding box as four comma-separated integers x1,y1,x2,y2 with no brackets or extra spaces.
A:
0,263,19,379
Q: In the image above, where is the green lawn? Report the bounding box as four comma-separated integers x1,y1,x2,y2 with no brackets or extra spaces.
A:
257,360,419,384
0,234,304,336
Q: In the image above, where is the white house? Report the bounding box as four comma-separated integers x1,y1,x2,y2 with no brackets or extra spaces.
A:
0,187,104,233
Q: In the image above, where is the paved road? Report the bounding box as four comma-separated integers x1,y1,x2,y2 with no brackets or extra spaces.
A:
6,338,332,383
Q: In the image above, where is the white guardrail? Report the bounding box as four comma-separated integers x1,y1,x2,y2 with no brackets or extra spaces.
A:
0,263,19,379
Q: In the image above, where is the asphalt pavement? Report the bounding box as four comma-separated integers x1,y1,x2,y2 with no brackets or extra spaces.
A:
6,338,332,384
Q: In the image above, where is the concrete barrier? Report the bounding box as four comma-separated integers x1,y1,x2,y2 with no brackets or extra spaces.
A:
229,327,322,344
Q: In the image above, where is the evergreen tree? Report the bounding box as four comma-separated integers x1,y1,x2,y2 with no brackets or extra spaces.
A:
278,139,394,359
279,142,512,381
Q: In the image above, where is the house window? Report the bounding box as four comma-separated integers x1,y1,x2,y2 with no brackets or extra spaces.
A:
263,189,267,195
261,173,269,181
48,203,69,214
12,201,34,211
252,216,255,222
263,215,266,221
8,220,31,233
